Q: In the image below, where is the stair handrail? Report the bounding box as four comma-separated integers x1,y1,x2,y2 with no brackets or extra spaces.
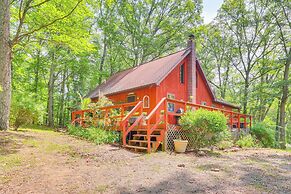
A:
145,97,167,153
145,97,166,121
121,101,143,123
120,101,143,145
124,114,144,137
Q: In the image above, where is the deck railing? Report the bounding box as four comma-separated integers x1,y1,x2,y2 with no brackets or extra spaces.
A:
71,98,252,153
71,101,139,129
166,98,252,129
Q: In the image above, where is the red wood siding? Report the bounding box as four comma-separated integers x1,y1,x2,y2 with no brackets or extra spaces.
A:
156,57,189,102
91,54,237,123
93,86,157,114
196,65,234,111
156,57,189,123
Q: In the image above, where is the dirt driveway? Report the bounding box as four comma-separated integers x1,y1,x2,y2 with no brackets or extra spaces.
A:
0,127,290,194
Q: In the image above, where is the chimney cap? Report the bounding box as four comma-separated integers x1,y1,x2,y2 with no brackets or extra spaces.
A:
189,34,195,40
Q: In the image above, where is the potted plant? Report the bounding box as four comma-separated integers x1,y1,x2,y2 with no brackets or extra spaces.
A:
173,135,188,153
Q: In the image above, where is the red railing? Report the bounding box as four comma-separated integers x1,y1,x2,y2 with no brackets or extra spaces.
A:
71,97,252,153
143,97,252,153
71,101,139,129
166,98,252,129
120,101,143,146
145,97,167,152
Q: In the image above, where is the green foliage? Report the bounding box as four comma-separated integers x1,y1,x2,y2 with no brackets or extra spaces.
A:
216,129,234,150
251,122,275,148
80,97,91,110
217,140,234,150
179,109,228,149
68,125,119,145
90,96,113,109
10,95,44,130
236,134,256,148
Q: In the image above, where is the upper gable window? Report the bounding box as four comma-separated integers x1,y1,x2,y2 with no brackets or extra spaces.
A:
180,64,185,84
143,95,150,108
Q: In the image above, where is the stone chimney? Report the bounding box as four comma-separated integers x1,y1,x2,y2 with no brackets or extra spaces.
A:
187,34,196,103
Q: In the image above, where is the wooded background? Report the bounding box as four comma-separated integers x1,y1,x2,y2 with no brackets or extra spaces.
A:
0,0,290,147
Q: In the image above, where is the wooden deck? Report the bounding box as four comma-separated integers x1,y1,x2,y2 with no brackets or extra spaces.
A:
71,98,252,153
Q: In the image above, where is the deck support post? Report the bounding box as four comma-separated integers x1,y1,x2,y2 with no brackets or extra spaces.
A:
230,112,233,129
147,120,151,153
238,115,241,132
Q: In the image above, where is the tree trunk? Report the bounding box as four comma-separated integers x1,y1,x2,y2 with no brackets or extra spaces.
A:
47,53,55,128
275,100,280,147
58,67,66,127
242,76,250,114
278,49,290,149
98,36,107,84
0,0,11,130
34,49,41,97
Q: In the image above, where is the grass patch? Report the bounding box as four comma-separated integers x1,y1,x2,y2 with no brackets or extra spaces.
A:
196,163,232,174
95,184,108,193
23,139,40,148
45,143,73,154
0,175,12,184
22,124,54,131
68,125,120,145
0,154,23,171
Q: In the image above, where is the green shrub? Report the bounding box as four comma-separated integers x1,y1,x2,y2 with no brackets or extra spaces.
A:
10,96,43,130
68,125,120,144
251,122,275,147
216,129,234,150
236,134,256,148
179,109,228,150
217,140,233,150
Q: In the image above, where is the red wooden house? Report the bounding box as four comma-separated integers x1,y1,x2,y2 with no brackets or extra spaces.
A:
72,35,251,152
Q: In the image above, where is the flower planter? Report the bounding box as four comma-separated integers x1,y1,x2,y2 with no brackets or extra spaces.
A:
173,139,188,153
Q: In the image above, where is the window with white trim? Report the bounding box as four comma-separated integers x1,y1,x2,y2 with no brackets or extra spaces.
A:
143,95,150,108
167,93,175,112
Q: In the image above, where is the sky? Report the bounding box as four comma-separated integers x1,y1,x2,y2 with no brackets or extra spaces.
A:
202,0,224,24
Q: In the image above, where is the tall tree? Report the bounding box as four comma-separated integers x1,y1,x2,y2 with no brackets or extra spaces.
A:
0,0,84,129
268,0,290,148
217,0,277,114
0,0,11,130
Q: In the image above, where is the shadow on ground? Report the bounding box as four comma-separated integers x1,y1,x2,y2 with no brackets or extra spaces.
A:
118,172,224,194
0,131,35,155
239,165,290,193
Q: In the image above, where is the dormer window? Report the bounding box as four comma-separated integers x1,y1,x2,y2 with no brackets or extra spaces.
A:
180,63,185,84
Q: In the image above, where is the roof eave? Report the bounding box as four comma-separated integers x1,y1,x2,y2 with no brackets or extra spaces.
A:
89,83,157,99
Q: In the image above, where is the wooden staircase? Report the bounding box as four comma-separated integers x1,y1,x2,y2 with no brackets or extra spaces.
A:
124,125,164,152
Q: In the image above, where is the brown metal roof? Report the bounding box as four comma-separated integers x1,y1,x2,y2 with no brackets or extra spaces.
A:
87,49,190,98
86,47,240,109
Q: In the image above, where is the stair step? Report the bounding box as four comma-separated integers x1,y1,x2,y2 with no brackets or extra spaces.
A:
132,134,159,137
125,145,147,150
129,140,157,143
131,128,162,132
138,125,164,129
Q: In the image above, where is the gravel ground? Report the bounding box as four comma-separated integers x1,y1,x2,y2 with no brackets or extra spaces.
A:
0,128,290,194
